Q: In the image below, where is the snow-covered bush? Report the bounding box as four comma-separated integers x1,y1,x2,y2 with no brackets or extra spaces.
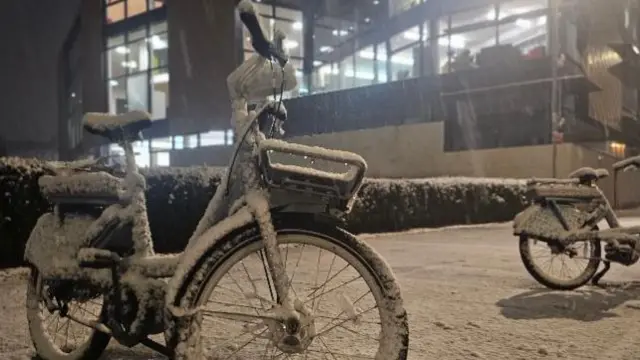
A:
347,177,527,234
0,157,528,268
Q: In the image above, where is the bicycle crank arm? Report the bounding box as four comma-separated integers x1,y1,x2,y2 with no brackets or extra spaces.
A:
64,313,112,335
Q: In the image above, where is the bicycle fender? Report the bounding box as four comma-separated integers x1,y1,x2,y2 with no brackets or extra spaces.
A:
166,206,254,308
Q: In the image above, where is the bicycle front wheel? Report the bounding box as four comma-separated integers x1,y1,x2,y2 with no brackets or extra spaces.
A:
169,215,409,359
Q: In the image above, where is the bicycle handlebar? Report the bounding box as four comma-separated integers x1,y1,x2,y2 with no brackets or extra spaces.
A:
237,0,288,67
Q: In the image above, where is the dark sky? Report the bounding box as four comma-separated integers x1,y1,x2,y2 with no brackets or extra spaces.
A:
0,0,80,144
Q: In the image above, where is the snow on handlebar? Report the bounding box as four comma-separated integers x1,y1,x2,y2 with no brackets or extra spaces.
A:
237,0,288,67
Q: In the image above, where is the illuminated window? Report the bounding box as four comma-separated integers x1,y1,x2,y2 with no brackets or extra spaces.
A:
105,0,165,23
106,20,168,119
200,131,226,147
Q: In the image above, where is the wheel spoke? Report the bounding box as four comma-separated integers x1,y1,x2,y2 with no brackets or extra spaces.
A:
191,234,401,359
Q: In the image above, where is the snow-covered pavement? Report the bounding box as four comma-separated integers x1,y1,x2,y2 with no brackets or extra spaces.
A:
3,220,640,359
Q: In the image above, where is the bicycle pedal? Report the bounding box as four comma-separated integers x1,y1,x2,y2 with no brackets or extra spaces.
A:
77,248,121,269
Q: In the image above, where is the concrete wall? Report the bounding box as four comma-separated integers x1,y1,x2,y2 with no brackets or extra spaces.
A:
169,121,640,208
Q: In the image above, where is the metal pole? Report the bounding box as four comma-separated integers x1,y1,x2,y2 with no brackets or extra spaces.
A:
550,0,560,178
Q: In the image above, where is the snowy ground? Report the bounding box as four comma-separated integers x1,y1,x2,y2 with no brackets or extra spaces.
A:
3,219,640,359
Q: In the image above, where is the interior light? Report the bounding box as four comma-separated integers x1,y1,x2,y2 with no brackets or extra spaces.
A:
515,18,532,28
292,21,303,30
313,60,322,66
283,39,298,49
332,29,349,36
115,46,130,54
109,79,119,86
148,35,167,49
269,19,275,26
486,9,497,20
373,0,379,4
152,72,169,84
364,17,371,23
121,60,138,68
633,45,640,54
403,30,425,41
438,35,466,49
319,46,334,52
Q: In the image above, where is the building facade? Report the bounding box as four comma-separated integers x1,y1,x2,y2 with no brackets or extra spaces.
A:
59,0,640,170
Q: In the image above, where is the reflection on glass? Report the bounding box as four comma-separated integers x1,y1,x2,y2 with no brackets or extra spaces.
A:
127,73,149,112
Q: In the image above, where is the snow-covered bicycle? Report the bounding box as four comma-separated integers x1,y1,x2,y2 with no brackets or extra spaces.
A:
23,1,409,359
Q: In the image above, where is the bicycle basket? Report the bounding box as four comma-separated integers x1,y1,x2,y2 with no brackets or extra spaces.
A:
258,139,367,210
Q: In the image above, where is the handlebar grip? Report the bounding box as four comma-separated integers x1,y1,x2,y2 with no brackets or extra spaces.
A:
237,0,271,58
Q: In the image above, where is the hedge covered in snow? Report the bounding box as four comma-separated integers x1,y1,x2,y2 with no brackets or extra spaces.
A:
0,157,527,268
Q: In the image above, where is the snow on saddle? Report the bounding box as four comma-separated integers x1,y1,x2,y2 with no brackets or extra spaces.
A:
83,110,152,142
568,167,609,183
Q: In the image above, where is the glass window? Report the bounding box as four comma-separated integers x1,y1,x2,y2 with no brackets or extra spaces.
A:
151,137,172,151
106,2,125,23
127,39,149,73
340,55,355,89
450,5,497,30
276,17,303,59
133,140,150,168
150,21,168,35
127,73,149,112
390,47,416,81
128,27,147,42
107,34,125,48
200,131,226,146
498,13,548,55
226,129,234,144
355,45,375,86
254,2,273,16
185,134,198,148
151,69,168,119
173,135,184,149
127,0,147,18
107,47,127,78
108,78,127,114
391,26,421,51
153,151,170,167
149,33,168,68
500,0,548,18
148,0,165,11
374,43,388,83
